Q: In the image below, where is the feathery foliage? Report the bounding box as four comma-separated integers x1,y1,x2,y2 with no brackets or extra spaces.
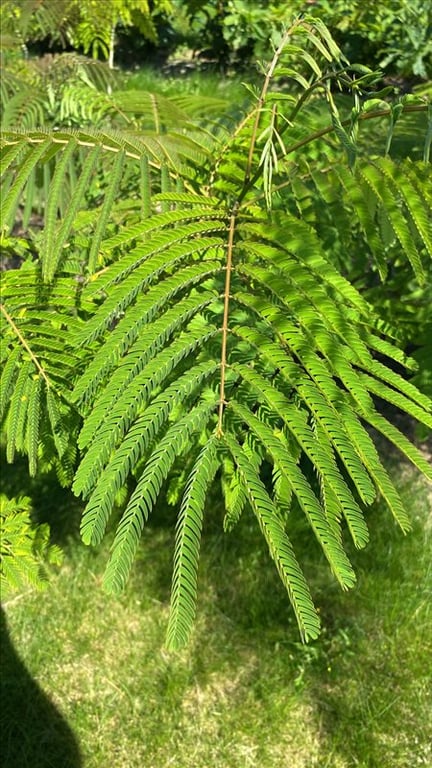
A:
1,16,431,645
0,494,63,597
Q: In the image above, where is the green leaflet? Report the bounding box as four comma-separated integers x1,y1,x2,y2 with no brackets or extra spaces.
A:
94,229,224,296
232,363,369,549
140,154,151,219
272,463,294,521
166,435,220,650
340,406,411,533
375,157,432,260
230,325,377,506
46,389,69,460
336,163,388,280
22,166,36,229
362,331,417,371
1,139,53,230
230,400,356,589
360,373,432,429
154,192,221,207
0,141,26,176
367,413,432,481
11,374,31,455
222,457,249,531
88,148,124,272
26,375,43,477
77,361,219,538
75,240,218,352
42,138,79,282
0,494,62,597
365,358,429,408
223,434,264,531
44,143,102,279
5,360,33,463
102,401,217,594
74,289,216,414
0,347,21,421
358,163,425,283
75,255,222,348
237,248,370,363
74,323,219,493
97,207,226,258
241,219,371,317
224,431,320,642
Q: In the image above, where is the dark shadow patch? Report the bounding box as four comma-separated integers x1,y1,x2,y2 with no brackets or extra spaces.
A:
0,607,82,768
0,450,83,545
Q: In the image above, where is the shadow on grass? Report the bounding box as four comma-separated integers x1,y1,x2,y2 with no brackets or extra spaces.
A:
0,607,83,768
2,447,430,766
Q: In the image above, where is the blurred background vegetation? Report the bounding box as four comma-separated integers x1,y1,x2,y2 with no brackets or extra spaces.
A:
1,0,431,76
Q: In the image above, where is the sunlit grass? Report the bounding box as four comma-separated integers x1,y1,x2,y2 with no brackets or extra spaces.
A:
2,456,431,768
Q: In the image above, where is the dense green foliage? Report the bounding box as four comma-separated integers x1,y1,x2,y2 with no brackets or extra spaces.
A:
0,494,62,597
1,17,431,647
1,0,171,66
169,0,432,77
1,0,431,77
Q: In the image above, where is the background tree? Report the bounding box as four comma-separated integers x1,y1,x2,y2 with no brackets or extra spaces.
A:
166,0,431,77
0,0,172,67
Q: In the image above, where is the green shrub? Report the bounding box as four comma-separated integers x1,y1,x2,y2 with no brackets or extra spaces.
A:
167,1,431,78
0,0,172,67
0,494,62,597
315,0,432,79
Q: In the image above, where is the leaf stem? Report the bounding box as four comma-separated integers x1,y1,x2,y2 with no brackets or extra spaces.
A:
244,22,302,187
217,203,238,436
239,103,429,207
1,303,50,386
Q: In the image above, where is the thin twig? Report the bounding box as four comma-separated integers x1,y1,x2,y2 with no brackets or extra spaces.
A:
1,302,50,386
244,21,302,187
239,103,429,208
217,203,238,436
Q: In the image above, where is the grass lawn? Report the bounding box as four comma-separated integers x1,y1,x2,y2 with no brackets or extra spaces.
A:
1,454,431,768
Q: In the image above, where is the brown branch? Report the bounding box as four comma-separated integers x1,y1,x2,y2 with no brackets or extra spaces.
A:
285,102,429,156
1,303,50,387
239,102,429,208
217,203,238,437
209,20,304,195
244,21,303,187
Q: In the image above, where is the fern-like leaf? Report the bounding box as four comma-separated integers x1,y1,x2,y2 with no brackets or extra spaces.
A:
166,435,219,650
224,431,320,642
2,18,431,647
102,401,217,594
230,400,356,589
